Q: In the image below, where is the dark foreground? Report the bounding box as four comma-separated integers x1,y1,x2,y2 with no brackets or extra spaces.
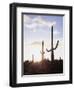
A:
23,59,63,75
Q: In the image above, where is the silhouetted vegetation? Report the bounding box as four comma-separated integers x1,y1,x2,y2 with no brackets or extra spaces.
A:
23,59,63,75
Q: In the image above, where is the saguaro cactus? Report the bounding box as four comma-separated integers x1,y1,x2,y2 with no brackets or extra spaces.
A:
46,26,59,61
32,54,34,62
40,41,45,60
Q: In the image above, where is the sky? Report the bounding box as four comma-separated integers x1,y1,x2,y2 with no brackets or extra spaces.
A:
23,14,64,62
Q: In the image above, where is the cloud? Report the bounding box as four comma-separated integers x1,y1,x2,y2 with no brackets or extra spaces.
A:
33,16,46,25
24,15,56,32
33,16,56,27
24,23,37,28
23,15,31,24
53,30,60,35
31,41,41,46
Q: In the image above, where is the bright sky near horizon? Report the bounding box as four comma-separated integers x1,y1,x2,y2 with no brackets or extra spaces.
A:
23,14,64,62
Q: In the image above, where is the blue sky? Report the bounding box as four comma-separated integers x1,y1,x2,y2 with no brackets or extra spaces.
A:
23,14,64,61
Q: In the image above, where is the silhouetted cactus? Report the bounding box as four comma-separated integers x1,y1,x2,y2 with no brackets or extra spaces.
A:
46,26,59,61
32,54,34,62
40,41,45,60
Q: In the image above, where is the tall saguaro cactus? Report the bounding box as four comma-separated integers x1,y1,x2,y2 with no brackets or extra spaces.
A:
46,26,59,61
40,41,45,60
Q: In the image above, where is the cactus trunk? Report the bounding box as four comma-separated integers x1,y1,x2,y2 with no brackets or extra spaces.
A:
42,41,44,60
51,26,54,61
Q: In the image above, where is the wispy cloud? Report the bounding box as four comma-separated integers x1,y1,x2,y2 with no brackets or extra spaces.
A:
23,15,31,23
33,16,56,27
31,41,41,45
24,15,56,32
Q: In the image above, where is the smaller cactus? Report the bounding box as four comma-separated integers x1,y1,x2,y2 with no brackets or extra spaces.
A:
40,41,45,60
32,54,34,62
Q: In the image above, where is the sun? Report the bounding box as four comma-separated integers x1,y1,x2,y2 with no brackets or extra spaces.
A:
31,46,41,62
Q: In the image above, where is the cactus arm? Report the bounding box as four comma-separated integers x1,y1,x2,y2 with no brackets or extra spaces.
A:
46,48,55,52
54,40,59,50
46,40,59,52
46,48,52,52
